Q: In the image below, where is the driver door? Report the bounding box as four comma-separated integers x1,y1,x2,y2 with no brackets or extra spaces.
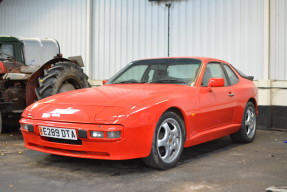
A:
198,63,236,130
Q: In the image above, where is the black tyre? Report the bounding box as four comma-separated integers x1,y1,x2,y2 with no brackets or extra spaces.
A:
230,102,257,143
143,111,185,170
35,62,90,99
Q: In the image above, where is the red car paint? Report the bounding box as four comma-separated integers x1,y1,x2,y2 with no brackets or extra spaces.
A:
20,57,258,160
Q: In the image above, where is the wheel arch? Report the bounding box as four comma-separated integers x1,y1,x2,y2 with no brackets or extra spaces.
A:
165,107,184,120
247,98,258,114
163,107,187,139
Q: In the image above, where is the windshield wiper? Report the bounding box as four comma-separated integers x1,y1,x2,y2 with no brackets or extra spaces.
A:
113,79,140,84
151,79,187,84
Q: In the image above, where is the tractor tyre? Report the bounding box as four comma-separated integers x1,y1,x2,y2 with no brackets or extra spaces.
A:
35,62,90,100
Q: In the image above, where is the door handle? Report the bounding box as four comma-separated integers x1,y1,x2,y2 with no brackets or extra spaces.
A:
228,93,235,97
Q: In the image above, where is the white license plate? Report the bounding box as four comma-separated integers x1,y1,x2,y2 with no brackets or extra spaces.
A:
39,126,77,140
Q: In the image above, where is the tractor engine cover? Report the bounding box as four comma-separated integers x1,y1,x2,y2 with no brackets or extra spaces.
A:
0,60,23,74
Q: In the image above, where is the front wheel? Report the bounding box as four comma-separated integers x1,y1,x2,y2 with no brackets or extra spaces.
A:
143,111,185,170
230,102,257,143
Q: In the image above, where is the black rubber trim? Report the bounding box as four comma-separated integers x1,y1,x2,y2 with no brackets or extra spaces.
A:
78,129,87,139
27,124,34,132
47,138,82,145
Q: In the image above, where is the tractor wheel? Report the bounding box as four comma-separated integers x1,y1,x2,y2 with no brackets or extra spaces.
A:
35,62,90,99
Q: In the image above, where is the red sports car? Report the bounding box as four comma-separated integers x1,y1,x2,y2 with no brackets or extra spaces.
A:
20,57,258,169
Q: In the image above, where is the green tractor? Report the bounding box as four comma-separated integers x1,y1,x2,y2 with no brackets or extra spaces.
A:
0,36,90,133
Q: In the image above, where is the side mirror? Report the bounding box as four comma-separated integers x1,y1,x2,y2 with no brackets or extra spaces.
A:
102,80,108,85
208,78,224,88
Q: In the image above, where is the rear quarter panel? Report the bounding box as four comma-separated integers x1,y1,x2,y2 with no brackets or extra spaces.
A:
232,78,258,124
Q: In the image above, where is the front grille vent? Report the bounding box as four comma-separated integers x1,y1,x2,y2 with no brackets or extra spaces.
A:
47,138,82,145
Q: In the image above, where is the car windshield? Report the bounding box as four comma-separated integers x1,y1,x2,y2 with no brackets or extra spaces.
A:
0,43,14,60
108,58,202,85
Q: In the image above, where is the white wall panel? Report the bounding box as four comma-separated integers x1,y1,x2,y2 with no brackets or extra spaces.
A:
92,0,167,80
0,0,89,72
169,0,264,80
92,0,264,80
270,0,287,80
0,0,271,81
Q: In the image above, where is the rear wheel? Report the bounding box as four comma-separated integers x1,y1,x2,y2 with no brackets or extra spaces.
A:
230,102,257,143
35,62,90,99
143,111,185,170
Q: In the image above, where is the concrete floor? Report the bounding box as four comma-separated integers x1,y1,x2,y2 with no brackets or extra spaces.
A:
0,129,286,192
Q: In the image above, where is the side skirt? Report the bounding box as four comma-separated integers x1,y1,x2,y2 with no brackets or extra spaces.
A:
184,124,241,148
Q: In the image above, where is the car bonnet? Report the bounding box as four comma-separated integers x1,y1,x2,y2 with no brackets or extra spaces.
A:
23,84,185,123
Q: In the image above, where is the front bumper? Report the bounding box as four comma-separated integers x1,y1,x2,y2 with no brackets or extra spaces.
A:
20,118,153,160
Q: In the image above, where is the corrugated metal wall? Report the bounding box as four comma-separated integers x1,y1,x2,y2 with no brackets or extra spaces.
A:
92,0,168,80
0,0,286,81
169,0,264,80
92,0,264,80
270,0,287,80
0,0,89,71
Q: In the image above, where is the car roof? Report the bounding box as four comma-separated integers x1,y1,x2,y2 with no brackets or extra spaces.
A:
137,56,230,64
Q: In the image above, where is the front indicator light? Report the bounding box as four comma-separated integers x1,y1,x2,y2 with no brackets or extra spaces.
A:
107,131,121,139
90,131,104,138
89,125,123,140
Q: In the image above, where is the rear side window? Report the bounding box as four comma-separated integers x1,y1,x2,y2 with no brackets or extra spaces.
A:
223,65,239,85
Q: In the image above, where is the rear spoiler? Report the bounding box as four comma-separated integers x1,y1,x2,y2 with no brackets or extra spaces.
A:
243,76,254,81
230,65,254,81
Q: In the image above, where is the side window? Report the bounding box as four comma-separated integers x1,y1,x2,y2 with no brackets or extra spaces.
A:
0,44,14,59
223,64,239,85
202,63,227,86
